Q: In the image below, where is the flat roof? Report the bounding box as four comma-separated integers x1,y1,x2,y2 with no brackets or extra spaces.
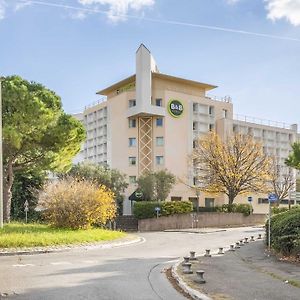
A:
96,72,217,95
153,72,217,91
97,75,136,96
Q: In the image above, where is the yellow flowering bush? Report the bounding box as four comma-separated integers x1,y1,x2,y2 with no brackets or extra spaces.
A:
38,177,116,229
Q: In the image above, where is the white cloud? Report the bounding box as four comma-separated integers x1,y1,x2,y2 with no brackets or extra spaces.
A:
265,0,300,26
78,0,155,22
0,0,6,20
0,0,32,20
226,0,240,4
14,1,32,12
70,10,89,20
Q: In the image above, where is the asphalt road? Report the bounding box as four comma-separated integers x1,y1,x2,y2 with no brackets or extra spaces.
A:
0,227,264,300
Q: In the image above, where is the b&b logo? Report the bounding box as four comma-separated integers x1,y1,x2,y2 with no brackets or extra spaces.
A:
168,99,184,118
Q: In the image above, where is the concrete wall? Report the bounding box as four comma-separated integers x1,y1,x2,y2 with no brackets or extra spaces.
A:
138,212,266,231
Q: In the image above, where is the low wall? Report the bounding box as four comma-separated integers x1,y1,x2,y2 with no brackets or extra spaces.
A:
138,212,266,232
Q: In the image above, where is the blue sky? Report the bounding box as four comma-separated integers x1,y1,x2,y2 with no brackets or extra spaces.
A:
0,0,300,126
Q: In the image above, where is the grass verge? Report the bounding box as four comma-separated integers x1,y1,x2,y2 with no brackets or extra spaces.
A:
0,222,126,248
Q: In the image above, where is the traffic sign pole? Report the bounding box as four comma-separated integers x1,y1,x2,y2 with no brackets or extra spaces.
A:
154,207,160,219
267,193,278,252
268,201,271,252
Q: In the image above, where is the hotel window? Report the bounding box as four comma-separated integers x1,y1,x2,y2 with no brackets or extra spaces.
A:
155,98,162,106
189,197,198,209
222,109,228,119
156,137,164,146
193,103,198,112
258,198,269,204
129,137,137,147
129,176,137,184
193,122,197,130
156,118,163,127
129,99,136,107
129,119,136,128
156,156,164,165
193,140,197,149
209,106,214,115
193,177,197,186
209,124,214,131
171,196,182,202
129,157,136,166
205,198,215,208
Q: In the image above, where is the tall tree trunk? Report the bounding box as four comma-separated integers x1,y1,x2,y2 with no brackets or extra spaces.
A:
228,193,235,205
3,162,14,223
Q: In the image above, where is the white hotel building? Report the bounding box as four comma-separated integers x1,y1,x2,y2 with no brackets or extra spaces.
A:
74,45,299,214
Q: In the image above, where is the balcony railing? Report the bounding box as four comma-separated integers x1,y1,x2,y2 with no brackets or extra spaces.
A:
206,94,232,103
84,96,107,110
234,114,294,130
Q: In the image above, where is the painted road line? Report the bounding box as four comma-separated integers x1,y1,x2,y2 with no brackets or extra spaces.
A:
80,260,98,264
50,261,72,266
13,264,35,267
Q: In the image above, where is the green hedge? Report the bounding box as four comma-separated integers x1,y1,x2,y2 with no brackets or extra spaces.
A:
133,201,193,219
272,206,300,215
266,207,300,257
161,201,193,216
133,202,252,219
216,204,252,216
196,207,219,212
133,202,162,219
272,207,289,215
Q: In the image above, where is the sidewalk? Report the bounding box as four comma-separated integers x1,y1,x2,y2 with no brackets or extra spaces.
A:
177,240,300,300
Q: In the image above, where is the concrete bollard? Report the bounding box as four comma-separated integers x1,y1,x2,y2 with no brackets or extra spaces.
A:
229,244,235,251
235,242,240,249
194,270,206,284
218,247,224,255
239,240,244,246
258,234,262,239
190,251,197,261
250,236,255,241
183,257,190,263
204,249,211,257
244,237,249,244
182,262,193,274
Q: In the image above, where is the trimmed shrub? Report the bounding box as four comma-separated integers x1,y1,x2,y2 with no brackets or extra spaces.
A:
266,207,300,256
38,178,116,229
272,206,300,215
133,202,161,219
216,204,251,216
272,207,289,215
133,201,193,219
161,201,193,216
235,204,252,216
196,207,219,213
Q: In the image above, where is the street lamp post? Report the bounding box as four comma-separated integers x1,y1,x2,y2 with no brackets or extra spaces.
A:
195,189,200,213
0,77,4,228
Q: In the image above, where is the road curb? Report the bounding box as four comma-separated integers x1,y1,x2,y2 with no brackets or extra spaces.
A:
0,235,144,256
171,260,212,300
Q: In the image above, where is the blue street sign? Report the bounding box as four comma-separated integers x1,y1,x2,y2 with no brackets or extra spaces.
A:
247,196,253,203
155,207,161,212
268,193,278,202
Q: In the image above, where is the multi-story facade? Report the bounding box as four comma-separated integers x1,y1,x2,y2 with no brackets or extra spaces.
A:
75,44,299,214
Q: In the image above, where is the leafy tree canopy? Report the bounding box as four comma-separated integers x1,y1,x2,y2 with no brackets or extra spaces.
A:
193,132,271,204
66,162,128,205
3,76,85,173
2,75,86,222
286,142,300,170
137,170,176,201
11,170,46,221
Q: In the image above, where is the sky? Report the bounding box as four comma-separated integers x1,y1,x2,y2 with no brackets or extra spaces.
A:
0,0,300,127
